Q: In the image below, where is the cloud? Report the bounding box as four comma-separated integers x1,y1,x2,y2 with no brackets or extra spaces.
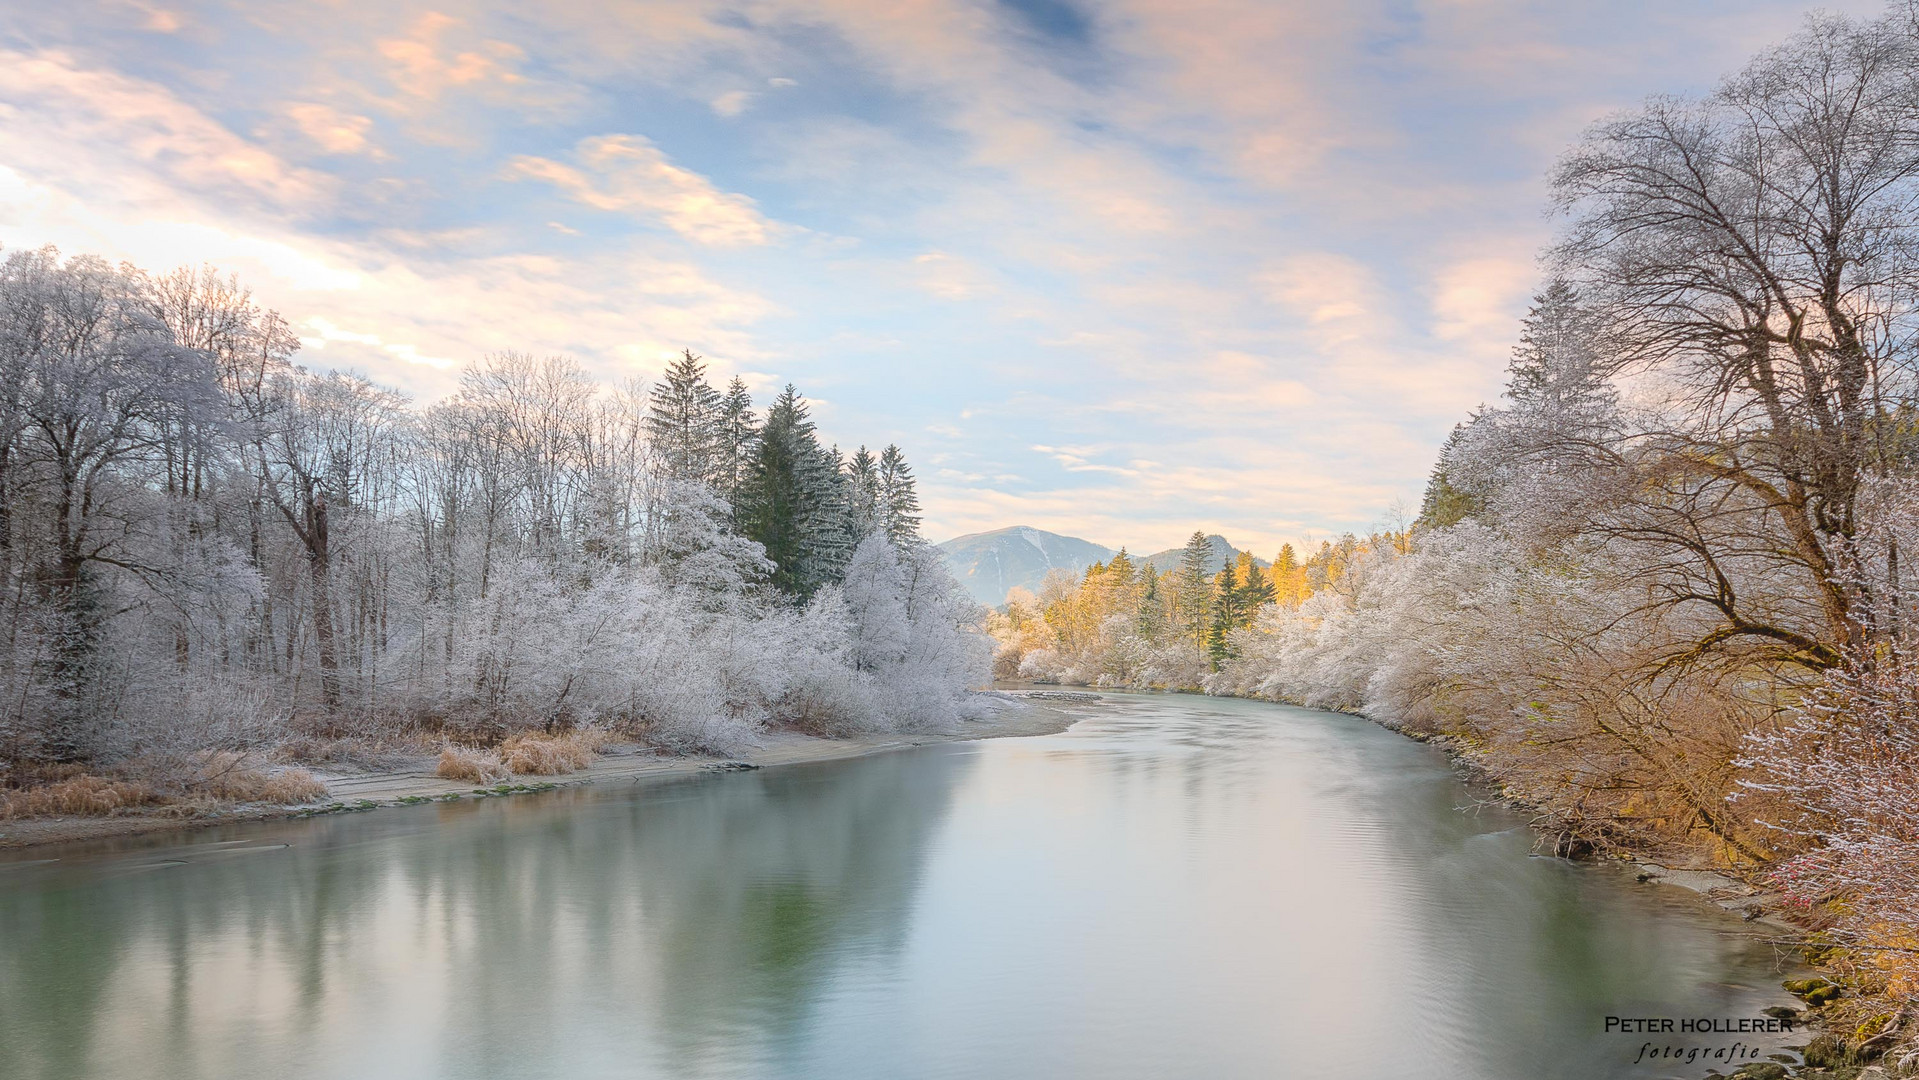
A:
130,2,184,33
377,12,526,101
1258,254,1378,335
285,103,376,155
507,135,770,246
1030,444,1140,477
0,49,331,215
1427,248,1537,352
11,0,1884,556
299,316,455,369
710,89,754,117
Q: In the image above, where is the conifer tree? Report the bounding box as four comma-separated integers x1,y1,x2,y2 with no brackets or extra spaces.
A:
646,349,722,484
1271,542,1307,606
1208,559,1242,667
1135,570,1165,642
876,444,921,545
1416,424,1482,529
740,385,850,598
805,443,853,587
1235,550,1274,611
845,446,881,538
715,376,757,516
1173,530,1212,666
1505,280,1612,417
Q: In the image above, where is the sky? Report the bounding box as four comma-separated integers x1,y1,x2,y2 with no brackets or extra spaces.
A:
0,0,1888,555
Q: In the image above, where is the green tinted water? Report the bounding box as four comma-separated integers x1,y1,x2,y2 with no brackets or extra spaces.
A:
0,695,1798,1079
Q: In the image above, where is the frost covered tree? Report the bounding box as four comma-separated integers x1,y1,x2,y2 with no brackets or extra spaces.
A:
1550,12,1919,669
0,249,222,753
0,243,980,773
646,349,722,486
844,446,881,539
714,376,757,520
876,444,921,545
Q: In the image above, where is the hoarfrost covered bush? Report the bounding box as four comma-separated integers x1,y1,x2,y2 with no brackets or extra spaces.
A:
838,534,991,732
0,248,980,777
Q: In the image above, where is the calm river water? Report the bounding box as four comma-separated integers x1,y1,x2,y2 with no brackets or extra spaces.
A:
0,694,1801,1080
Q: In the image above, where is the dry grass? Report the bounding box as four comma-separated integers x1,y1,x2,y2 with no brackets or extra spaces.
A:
0,775,163,818
436,746,510,784
498,730,604,775
0,750,328,819
187,752,329,804
253,769,329,803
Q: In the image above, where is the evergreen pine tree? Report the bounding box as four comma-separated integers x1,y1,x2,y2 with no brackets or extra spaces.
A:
1135,569,1165,642
1174,530,1213,667
1416,424,1483,529
646,349,723,484
1506,280,1612,416
803,443,853,588
1208,561,1244,667
1271,542,1304,606
1235,550,1274,612
740,385,850,598
845,446,881,539
876,444,921,545
715,376,757,517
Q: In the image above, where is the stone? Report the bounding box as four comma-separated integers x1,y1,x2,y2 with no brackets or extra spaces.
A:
1803,985,1842,1007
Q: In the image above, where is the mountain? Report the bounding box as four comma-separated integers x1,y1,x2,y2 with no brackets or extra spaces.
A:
937,526,1115,607
1141,534,1266,576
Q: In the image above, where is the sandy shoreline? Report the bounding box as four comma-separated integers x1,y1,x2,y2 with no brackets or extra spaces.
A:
0,691,1103,852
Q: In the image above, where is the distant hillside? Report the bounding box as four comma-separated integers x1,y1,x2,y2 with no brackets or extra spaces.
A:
936,526,1115,607
1141,534,1267,576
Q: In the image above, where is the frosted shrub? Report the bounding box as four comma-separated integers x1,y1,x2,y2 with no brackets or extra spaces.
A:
1742,641,1919,1007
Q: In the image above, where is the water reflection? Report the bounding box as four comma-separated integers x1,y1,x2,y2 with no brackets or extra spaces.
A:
0,695,1798,1080
0,749,971,1080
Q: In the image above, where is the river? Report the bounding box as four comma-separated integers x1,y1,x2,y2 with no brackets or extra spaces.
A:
0,693,1801,1079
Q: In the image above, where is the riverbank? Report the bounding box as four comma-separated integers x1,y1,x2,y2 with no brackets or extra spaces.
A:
0,691,1101,851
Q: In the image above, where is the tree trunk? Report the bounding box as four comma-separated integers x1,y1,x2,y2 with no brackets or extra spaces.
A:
307,490,341,711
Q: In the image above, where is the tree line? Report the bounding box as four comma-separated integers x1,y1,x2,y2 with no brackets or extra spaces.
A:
993,5,1919,1043
994,533,1370,685
0,246,985,767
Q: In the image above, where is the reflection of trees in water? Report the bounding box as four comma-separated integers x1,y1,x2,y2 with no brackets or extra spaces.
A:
0,747,974,1080
630,751,972,1068
0,824,406,1080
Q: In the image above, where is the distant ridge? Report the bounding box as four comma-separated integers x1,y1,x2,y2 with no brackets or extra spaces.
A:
937,528,1272,606
936,526,1115,607
1140,534,1267,576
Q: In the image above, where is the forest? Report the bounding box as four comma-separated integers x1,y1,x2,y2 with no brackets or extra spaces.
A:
0,247,990,800
993,7,1919,1043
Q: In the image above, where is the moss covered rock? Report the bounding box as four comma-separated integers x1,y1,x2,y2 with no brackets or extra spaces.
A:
1801,1033,1861,1069
1802,984,1842,1007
